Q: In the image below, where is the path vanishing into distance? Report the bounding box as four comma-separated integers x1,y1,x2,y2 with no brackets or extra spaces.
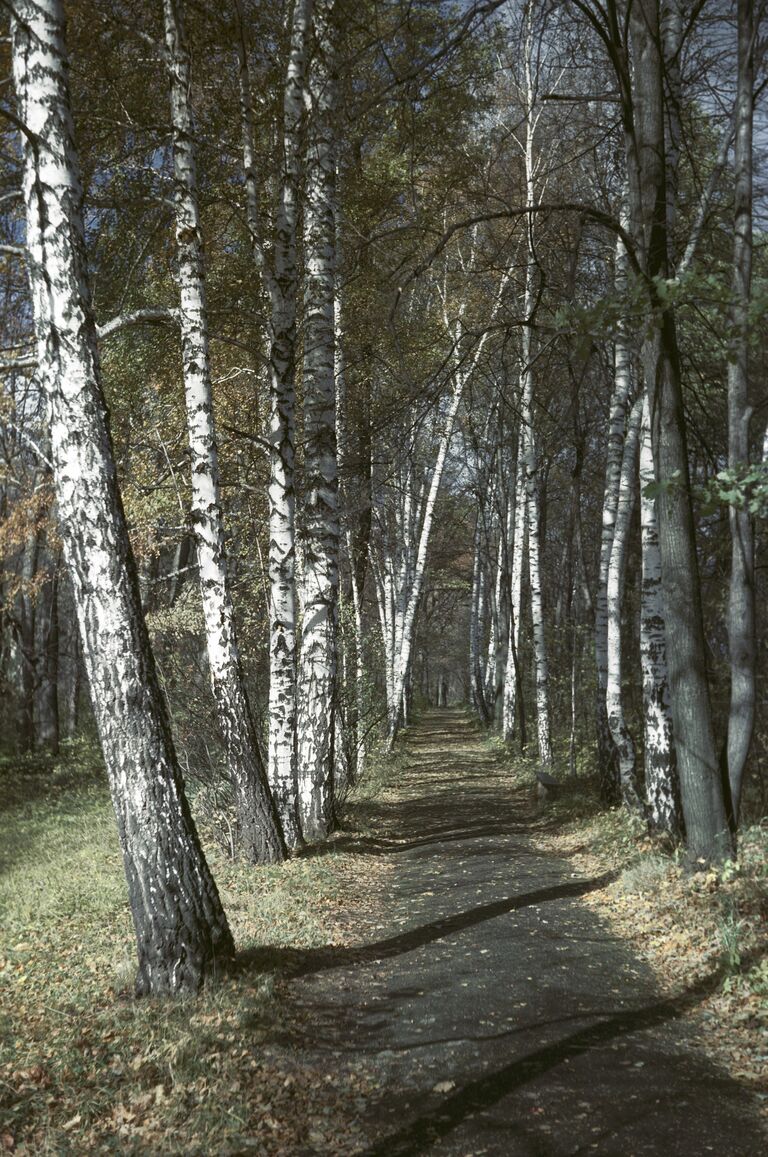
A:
263,711,767,1156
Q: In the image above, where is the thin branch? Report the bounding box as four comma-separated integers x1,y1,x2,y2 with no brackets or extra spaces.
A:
4,419,52,468
0,353,35,373
392,202,640,315
96,306,180,340
221,422,274,454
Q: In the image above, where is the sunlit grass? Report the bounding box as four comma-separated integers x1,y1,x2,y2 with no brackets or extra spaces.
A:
0,742,385,1154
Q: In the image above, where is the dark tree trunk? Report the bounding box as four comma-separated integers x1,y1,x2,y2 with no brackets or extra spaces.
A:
629,0,731,861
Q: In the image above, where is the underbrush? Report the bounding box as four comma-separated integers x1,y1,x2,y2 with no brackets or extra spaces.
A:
522,761,768,1103
0,741,391,1155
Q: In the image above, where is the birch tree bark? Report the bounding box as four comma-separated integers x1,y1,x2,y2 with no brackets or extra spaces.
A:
628,0,730,861
639,395,680,837
605,396,642,812
519,5,552,768
385,380,464,746
502,442,526,744
725,0,756,825
594,228,632,801
11,0,233,994
296,0,340,840
163,0,285,865
236,0,310,848
469,513,490,723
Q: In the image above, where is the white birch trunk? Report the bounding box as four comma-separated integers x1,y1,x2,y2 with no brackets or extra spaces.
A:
236,0,310,847
518,4,552,768
386,380,464,746
606,396,642,812
639,396,680,836
297,0,339,840
595,226,633,798
469,518,488,722
12,0,233,994
522,416,552,769
502,443,526,743
163,0,284,864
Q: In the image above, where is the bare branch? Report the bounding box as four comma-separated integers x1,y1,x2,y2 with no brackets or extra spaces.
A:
221,422,274,454
0,353,36,373
97,306,180,340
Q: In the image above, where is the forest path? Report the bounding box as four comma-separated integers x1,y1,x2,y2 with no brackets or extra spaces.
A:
281,710,766,1155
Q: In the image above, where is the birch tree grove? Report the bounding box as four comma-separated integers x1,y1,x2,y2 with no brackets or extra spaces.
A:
3,0,767,981
9,0,233,994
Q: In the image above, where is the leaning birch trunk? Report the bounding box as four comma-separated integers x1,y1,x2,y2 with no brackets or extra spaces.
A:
639,396,680,837
11,0,233,995
594,227,633,800
297,0,340,841
605,397,643,812
163,0,285,865
726,0,755,826
236,0,310,848
386,381,464,747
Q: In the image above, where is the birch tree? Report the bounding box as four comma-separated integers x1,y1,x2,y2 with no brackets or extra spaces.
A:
639,394,680,837
380,247,511,747
296,0,340,840
627,0,731,860
594,228,632,801
518,0,552,768
725,0,756,825
163,0,285,865
502,441,526,744
605,395,642,811
236,0,310,848
10,0,233,994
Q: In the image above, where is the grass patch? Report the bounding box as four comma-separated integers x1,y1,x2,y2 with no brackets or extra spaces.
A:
0,744,389,1154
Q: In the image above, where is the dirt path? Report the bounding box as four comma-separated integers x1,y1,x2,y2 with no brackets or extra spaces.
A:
275,710,767,1155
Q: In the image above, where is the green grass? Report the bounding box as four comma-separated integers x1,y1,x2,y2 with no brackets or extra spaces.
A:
0,743,385,1155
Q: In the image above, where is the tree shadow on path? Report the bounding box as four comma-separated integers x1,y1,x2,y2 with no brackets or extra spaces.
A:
238,870,616,980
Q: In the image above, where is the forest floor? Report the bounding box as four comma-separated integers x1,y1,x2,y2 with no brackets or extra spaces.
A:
1,710,767,1154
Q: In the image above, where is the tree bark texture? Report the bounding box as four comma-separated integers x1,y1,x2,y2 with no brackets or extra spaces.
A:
629,0,730,861
12,0,233,994
606,396,642,812
237,0,312,848
164,0,285,864
297,0,340,841
725,0,755,825
639,395,680,837
594,229,632,800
